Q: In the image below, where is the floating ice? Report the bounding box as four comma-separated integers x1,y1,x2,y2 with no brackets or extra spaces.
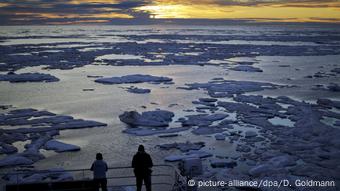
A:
0,156,34,167
180,113,228,127
2,168,73,184
215,134,226,140
236,145,251,153
126,86,151,94
230,65,263,72
327,83,340,92
211,159,237,168
181,80,281,98
119,110,174,127
317,98,340,109
0,107,106,168
0,143,18,154
164,150,213,162
159,142,205,152
192,126,226,135
0,72,59,83
198,98,218,103
331,68,340,74
123,127,189,136
95,74,172,85
244,131,257,138
44,140,81,153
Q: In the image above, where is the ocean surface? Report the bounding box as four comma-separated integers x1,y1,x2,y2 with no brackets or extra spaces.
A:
0,24,340,189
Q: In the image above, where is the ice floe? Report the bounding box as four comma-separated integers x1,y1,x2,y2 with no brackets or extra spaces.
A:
119,110,174,127
2,168,73,184
125,86,151,94
0,142,18,154
122,127,189,136
230,65,263,72
244,131,257,138
44,140,81,152
0,107,106,168
94,74,172,84
214,134,226,140
210,159,237,168
180,80,282,98
164,150,213,162
179,113,228,127
159,141,205,152
0,72,59,83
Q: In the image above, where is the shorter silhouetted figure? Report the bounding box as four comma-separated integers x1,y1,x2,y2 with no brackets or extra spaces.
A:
91,153,108,191
132,145,153,191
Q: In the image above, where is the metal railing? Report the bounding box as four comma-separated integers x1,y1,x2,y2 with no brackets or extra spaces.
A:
0,164,188,191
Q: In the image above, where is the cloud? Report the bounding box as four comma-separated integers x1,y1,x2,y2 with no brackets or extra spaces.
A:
150,0,340,7
0,0,340,24
0,0,150,25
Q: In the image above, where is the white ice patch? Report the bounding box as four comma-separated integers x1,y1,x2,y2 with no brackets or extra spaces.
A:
95,54,143,61
268,117,295,127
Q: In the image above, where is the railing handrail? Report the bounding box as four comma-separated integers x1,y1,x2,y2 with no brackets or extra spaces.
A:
0,164,175,176
1,164,188,191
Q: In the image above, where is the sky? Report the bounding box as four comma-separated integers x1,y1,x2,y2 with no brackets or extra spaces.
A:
0,0,340,25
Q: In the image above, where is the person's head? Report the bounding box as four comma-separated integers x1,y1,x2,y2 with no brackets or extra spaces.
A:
138,145,145,152
96,153,103,160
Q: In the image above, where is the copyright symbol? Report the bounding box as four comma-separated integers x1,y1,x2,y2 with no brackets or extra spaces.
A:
188,179,196,187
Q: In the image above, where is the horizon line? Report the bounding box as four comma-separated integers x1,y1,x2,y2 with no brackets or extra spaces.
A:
2,18,340,26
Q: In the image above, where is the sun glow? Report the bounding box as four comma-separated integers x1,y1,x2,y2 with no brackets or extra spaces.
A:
137,2,340,22
136,5,190,18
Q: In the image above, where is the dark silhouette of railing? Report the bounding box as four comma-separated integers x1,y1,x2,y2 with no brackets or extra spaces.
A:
0,164,188,191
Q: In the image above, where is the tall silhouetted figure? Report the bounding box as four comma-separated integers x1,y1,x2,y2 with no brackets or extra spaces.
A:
132,145,153,191
91,153,108,191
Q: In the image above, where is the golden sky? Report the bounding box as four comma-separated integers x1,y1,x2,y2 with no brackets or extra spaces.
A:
136,0,340,22
1,0,340,24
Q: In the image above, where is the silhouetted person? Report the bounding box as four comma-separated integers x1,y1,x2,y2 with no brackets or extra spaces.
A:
132,145,153,191
91,153,108,191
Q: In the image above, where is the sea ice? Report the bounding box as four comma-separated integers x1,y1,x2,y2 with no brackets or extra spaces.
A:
94,74,172,84
126,86,151,94
230,65,263,72
210,159,237,168
0,156,34,167
192,126,226,135
0,107,107,168
181,80,281,97
164,150,213,162
0,72,59,83
215,134,226,140
44,140,81,152
119,110,174,127
0,143,18,154
123,127,189,136
159,142,205,152
2,168,74,184
327,83,340,92
244,131,257,138
180,113,228,127
317,98,340,109
331,68,340,74
198,98,218,103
